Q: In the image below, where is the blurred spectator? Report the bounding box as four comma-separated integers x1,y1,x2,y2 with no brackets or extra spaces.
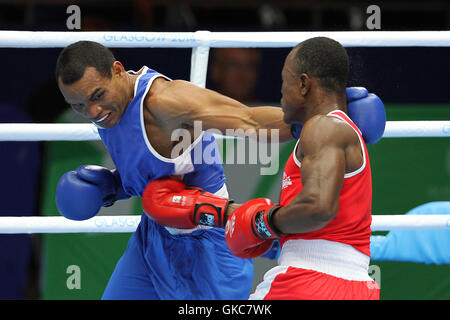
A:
209,48,262,105
81,13,113,31
26,80,67,124
132,0,156,31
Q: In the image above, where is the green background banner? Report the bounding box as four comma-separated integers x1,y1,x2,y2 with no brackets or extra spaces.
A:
40,104,450,299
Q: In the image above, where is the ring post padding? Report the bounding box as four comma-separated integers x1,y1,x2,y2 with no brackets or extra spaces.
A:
190,30,212,88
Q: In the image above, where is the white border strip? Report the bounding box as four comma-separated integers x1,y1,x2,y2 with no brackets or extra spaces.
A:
0,121,448,141
0,215,447,234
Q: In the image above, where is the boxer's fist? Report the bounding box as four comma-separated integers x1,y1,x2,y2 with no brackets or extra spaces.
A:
56,165,128,221
291,87,386,144
346,87,368,102
346,88,386,144
225,198,281,259
291,87,365,139
142,177,233,229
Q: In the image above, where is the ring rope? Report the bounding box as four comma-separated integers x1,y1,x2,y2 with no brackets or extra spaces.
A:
0,121,449,141
1,30,450,48
3,30,450,87
1,30,448,234
0,215,448,234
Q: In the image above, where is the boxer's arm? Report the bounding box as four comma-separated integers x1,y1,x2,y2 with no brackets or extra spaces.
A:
270,115,350,234
147,79,293,142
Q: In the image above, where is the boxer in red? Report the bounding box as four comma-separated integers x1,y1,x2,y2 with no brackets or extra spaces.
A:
142,37,381,300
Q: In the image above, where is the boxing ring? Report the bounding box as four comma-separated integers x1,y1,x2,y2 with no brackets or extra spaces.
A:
0,30,449,235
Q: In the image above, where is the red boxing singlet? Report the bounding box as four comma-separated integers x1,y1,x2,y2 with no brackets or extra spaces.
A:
278,110,373,256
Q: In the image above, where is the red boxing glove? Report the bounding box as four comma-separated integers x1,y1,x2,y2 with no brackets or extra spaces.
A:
225,198,282,259
142,177,233,229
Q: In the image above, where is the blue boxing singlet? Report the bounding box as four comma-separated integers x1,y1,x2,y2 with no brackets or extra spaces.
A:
99,66,253,300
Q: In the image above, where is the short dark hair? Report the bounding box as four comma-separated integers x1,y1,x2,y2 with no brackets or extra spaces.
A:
292,37,349,93
55,41,116,85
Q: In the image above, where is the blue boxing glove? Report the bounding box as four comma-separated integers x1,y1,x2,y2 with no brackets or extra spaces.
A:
346,87,386,144
291,87,386,144
346,86,369,102
290,121,302,140
56,165,129,221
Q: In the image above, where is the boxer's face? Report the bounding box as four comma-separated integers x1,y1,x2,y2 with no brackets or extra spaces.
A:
280,52,305,124
58,62,130,128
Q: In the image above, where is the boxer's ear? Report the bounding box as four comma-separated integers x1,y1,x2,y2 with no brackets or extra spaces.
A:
298,73,310,96
111,61,126,78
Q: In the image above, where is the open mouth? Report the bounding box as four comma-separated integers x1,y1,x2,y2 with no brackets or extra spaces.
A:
95,113,111,124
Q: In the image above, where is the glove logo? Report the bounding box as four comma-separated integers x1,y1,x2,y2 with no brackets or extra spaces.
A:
254,211,272,238
225,214,236,238
199,213,215,227
172,195,182,203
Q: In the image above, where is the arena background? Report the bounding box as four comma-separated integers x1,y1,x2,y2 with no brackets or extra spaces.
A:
0,0,448,299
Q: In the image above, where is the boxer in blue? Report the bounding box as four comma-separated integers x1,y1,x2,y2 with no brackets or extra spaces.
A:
54,40,384,299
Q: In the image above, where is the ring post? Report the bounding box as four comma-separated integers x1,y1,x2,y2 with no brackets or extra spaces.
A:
190,30,212,88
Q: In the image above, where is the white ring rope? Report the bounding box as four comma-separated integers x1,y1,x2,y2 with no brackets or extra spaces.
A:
2,30,450,88
0,215,448,234
1,30,448,234
0,121,449,141
1,31,450,48
0,124,101,141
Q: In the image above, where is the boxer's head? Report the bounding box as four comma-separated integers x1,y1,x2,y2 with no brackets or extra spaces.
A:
56,41,131,128
280,37,349,124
